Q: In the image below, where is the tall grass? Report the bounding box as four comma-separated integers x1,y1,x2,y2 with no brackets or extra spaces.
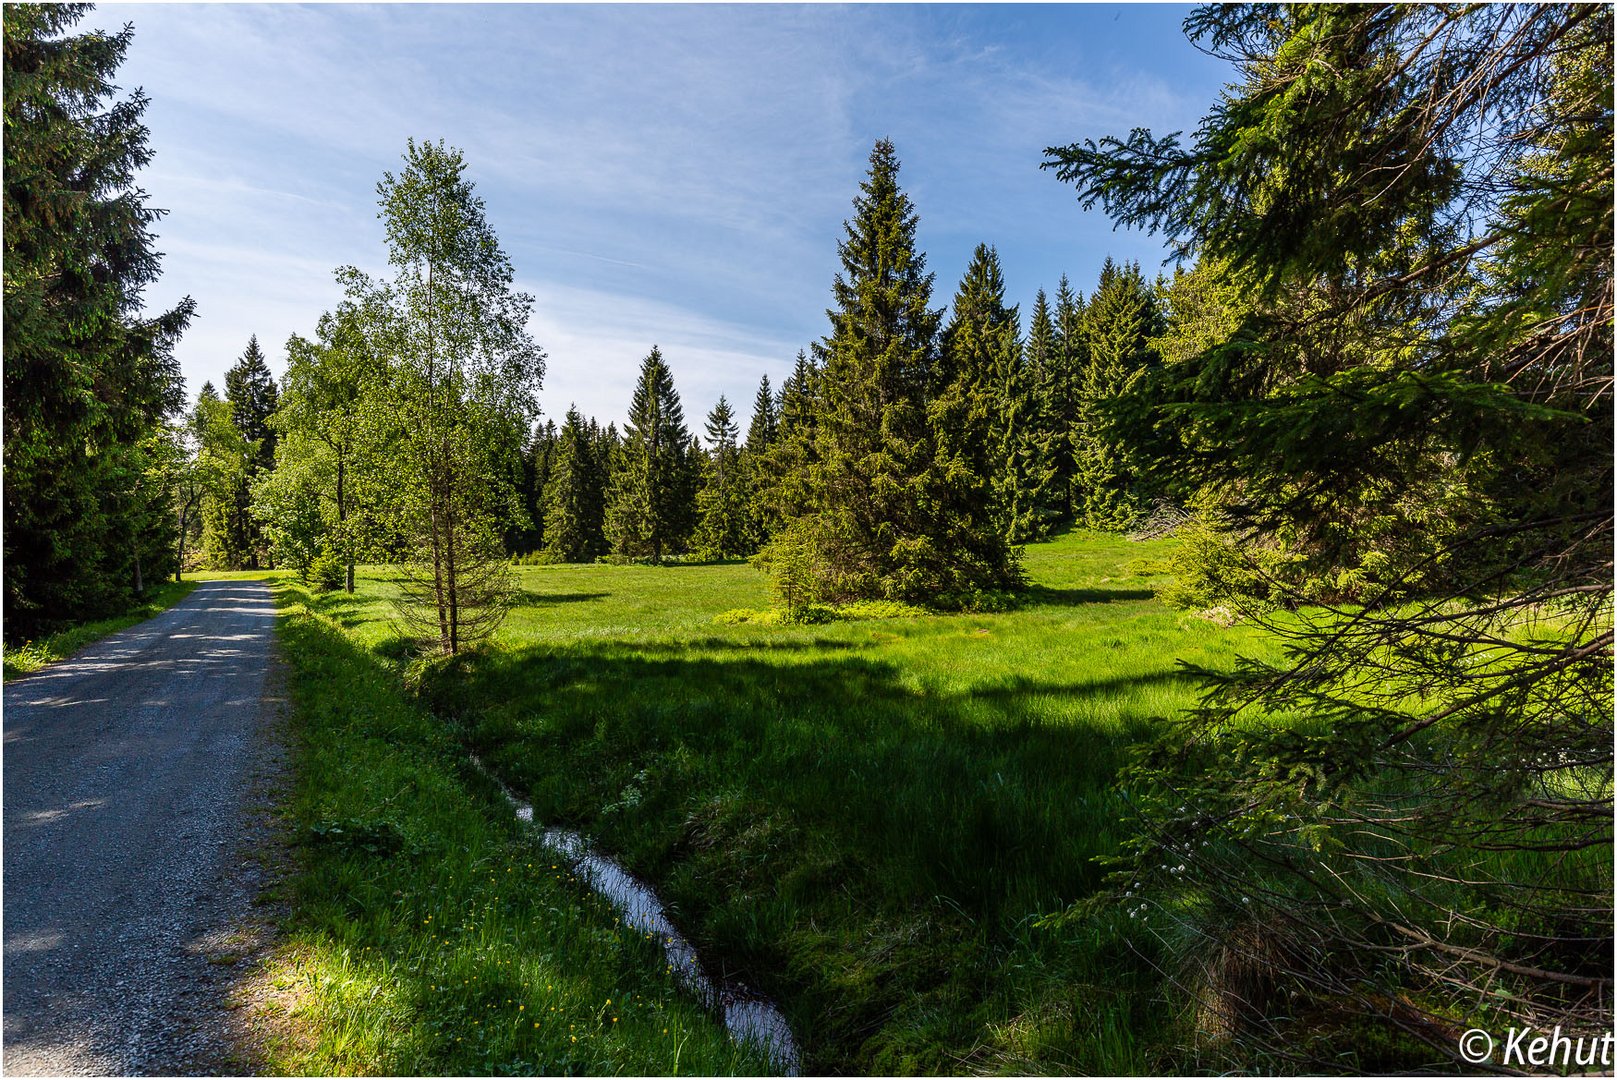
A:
288,530,1281,1072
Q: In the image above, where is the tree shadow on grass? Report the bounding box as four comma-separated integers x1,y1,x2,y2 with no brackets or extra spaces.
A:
509,590,612,608
299,591,378,629
1021,584,1157,606
425,637,1197,1070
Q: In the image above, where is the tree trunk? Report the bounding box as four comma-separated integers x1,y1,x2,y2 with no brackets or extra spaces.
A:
337,457,355,593
446,513,460,655
176,506,188,582
132,547,144,596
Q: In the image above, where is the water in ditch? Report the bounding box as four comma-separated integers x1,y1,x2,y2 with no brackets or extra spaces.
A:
479,762,801,1075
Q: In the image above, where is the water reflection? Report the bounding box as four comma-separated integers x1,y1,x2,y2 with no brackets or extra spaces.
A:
477,760,801,1075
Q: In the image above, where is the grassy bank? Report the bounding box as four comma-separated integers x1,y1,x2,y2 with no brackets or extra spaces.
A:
256,583,767,1074
286,531,1281,1072
3,579,198,680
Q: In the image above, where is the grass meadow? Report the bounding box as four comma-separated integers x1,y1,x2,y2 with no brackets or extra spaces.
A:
262,530,1285,1073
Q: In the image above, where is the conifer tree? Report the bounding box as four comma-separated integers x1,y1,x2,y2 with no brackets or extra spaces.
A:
694,396,752,558
1074,259,1157,529
542,407,605,563
1044,6,1613,1054
753,350,818,541
741,373,781,551
226,335,278,468
605,346,695,561
745,375,778,451
1021,288,1066,535
4,5,194,634
222,335,279,567
767,140,1020,606
940,244,1042,542
515,419,556,555
1051,274,1087,517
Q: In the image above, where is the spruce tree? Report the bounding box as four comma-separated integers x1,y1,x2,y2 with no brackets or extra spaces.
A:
605,346,695,561
222,335,279,567
694,396,752,558
517,420,556,554
1021,288,1066,535
752,350,818,543
741,373,781,551
1074,259,1157,530
939,244,1039,542
4,5,194,634
225,335,278,469
745,375,778,451
1044,6,1613,1053
542,407,605,563
1051,274,1087,518
769,140,1019,606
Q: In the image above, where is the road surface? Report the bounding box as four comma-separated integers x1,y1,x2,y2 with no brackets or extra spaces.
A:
4,580,284,1075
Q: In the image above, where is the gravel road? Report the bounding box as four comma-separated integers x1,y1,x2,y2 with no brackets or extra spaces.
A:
4,580,286,1075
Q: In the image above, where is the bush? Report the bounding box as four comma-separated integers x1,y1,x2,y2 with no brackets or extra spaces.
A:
712,608,782,626
307,550,346,593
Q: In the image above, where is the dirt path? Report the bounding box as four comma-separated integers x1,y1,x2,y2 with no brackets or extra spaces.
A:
3,581,286,1075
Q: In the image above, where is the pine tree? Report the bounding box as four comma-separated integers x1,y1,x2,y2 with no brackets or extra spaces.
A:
605,346,695,561
542,407,605,563
4,5,194,635
1074,259,1157,529
694,396,752,559
767,140,1020,606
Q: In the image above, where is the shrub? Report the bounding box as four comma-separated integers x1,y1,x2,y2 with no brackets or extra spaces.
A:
307,550,346,593
712,608,782,626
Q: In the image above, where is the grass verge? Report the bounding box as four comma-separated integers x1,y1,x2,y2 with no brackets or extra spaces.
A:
3,579,198,680
251,580,766,1074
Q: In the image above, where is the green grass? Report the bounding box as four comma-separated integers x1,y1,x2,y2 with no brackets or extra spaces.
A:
3,578,198,680
281,530,1283,1073
190,568,297,582
259,583,769,1075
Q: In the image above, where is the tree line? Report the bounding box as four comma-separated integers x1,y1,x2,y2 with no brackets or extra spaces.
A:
1,3,1188,649
182,139,1176,627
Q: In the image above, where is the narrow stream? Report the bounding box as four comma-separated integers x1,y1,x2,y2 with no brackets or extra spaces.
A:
471,758,802,1075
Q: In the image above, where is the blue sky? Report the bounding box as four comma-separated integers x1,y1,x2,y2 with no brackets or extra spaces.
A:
116,3,1230,428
